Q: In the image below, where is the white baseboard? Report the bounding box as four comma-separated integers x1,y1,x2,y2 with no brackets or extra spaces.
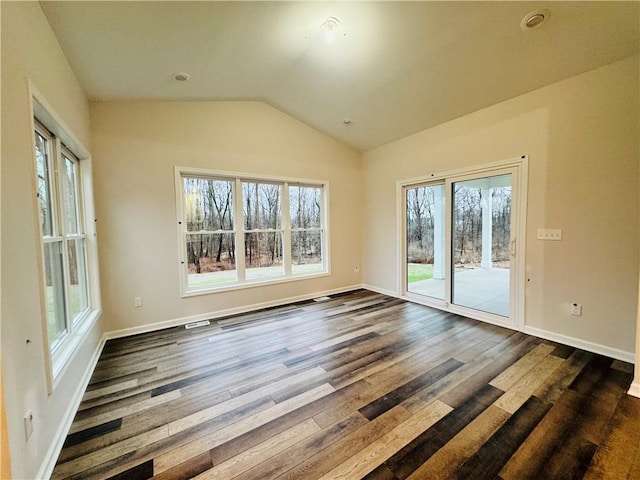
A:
36,335,107,480
104,284,364,340
361,283,398,298
523,326,635,364
628,381,640,398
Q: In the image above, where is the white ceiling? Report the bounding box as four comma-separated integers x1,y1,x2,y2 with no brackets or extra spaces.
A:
40,1,639,152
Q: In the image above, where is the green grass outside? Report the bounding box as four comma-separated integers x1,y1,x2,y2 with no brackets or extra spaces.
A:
407,263,434,283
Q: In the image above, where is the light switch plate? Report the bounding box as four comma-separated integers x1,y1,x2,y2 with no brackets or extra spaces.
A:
537,228,562,240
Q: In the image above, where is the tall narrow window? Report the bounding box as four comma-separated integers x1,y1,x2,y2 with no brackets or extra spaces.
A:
61,150,89,324
34,123,91,355
35,128,67,348
243,181,283,280
290,185,324,275
177,169,328,294
183,177,236,289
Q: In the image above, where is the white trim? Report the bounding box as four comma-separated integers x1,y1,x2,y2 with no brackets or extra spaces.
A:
35,335,106,480
29,81,101,393
397,155,528,188
176,166,330,187
523,326,635,363
361,283,398,298
628,382,640,398
181,271,331,297
104,284,362,340
50,310,101,390
29,82,90,159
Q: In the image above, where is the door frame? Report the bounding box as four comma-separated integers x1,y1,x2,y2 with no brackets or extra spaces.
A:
397,155,528,330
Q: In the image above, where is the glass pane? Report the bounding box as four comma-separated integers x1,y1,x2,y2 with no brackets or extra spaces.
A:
406,184,445,300
452,174,511,316
292,231,323,275
245,232,284,279
62,155,80,234
290,185,321,229
183,177,234,232
67,238,89,322
43,242,67,345
243,182,282,230
35,131,53,236
187,233,236,287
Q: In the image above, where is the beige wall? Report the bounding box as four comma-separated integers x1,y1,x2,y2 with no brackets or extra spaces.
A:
363,56,639,356
90,101,363,332
1,3,638,475
1,3,102,478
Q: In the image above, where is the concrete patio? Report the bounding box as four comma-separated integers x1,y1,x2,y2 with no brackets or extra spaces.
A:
408,267,510,317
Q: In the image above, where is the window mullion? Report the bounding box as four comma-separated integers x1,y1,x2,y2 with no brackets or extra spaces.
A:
54,137,73,335
234,178,246,281
283,183,292,276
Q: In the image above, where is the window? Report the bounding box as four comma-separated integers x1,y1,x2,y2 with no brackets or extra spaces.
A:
34,120,96,382
289,185,324,275
177,169,328,294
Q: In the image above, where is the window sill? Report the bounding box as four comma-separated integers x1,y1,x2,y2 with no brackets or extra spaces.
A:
181,270,330,298
49,308,101,393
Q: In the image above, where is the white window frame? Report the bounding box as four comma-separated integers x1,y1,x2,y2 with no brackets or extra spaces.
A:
30,88,101,393
175,167,330,296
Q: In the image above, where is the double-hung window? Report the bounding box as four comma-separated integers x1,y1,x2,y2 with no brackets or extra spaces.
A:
34,120,95,381
177,168,328,294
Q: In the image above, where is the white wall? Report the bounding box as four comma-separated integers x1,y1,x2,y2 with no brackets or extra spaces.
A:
1,3,102,478
363,56,639,358
89,101,363,333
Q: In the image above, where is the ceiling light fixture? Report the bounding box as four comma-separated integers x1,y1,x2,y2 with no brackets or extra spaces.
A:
520,10,550,30
174,72,190,81
321,16,341,42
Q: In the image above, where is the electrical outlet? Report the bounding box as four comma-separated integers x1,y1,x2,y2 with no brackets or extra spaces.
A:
570,303,582,316
134,297,143,308
537,228,562,240
24,410,34,441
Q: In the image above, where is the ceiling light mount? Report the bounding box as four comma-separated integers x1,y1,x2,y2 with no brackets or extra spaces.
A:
321,16,341,42
520,9,550,30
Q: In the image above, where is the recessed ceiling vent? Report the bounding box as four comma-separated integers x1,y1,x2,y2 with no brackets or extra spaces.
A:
520,9,550,30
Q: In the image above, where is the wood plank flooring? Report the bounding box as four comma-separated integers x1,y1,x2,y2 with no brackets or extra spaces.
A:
52,290,640,480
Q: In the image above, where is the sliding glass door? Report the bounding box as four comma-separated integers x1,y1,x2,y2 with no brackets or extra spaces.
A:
406,183,445,300
403,160,524,326
451,174,512,316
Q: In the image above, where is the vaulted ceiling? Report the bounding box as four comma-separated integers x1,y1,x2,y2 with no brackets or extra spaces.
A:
41,1,639,151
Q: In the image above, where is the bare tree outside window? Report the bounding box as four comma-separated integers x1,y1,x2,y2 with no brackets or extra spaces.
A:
183,177,236,286
243,182,284,279
180,173,326,291
290,185,323,274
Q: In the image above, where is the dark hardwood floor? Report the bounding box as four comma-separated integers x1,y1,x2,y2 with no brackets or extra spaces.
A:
52,290,640,479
